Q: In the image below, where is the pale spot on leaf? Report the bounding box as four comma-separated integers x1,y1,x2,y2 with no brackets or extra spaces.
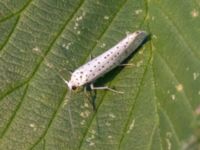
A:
105,122,111,126
135,9,143,15
29,123,37,131
193,72,199,80
109,113,116,118
171,94,176,100
80,110,90,118
176,84,183,92
108,135,112,139
104,16,109,20
191,9,199,18
32,47,40,52
77,30,81,35
80,120,86,125
89,142,95,146
100,43,106,48
195,105,200,115
127,119,135,134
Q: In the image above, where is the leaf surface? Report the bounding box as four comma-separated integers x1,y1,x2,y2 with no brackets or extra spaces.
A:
0,0,200,150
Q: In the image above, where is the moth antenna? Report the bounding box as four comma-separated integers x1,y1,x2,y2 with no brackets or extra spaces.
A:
45,63,71,88
67,96,75,136
58,73,70,86
37,51,72,90
61,68,73,75
55,71,71,90
39,51,73,78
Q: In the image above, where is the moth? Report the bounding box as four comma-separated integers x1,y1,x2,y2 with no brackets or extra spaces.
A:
63,31,147,93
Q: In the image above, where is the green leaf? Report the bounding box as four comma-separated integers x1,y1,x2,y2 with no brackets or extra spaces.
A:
0,0,200,150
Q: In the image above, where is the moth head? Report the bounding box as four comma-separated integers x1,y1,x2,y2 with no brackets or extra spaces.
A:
67,81,83,92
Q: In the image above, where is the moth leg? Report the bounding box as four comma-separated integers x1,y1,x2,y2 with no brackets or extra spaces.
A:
89,54,94,60
90,84,124,94
83,86,87,93
119,63,134,66
83,86,97,111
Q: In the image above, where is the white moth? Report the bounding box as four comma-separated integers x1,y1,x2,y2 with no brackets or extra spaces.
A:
63,31,147,93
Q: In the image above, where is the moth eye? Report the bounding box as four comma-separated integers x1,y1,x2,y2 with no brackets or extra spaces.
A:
72,86,77,90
